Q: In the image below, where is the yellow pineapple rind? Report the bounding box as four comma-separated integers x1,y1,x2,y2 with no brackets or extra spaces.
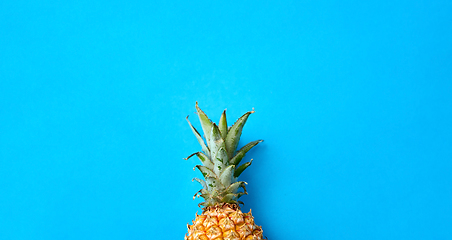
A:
186,203,265,240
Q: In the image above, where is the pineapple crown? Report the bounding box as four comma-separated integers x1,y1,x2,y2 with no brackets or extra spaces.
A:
185,102,263,208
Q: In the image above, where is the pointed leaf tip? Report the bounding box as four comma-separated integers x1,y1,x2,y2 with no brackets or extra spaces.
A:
230,140,262,166
192,177,208,190
186,115,210,157
186,152,214,169
184,152,197,160
219,109,228,141
234,159,253,178
225,110,254,157
195,103,214,150
195,165,216,179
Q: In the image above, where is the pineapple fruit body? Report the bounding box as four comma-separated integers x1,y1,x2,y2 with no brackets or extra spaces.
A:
185,103,265,240
186,203,264,240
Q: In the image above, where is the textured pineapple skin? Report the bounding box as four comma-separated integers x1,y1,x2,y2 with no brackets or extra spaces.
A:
185,203,264,240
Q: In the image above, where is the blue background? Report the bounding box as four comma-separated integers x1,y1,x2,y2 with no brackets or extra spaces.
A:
1,1,451,239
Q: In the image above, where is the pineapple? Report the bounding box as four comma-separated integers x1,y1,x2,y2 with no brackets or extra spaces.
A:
184,102,265,240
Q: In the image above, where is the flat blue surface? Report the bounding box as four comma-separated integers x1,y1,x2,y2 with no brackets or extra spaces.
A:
1,1,452,239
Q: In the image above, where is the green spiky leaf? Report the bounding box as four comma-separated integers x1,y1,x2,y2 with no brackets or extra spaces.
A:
185,152,214,170
219,165,235,187
195,102,213,149
230,140,263,166
213,147,228,176
221,193,237,202
219,110,228,140
186,116,210,157
234,159,253,178
209,123,226,164
225,181,247,194
195,165,216,179
225,110,254,157
206,176,220,188
222,192,247,202
193,178,207,190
